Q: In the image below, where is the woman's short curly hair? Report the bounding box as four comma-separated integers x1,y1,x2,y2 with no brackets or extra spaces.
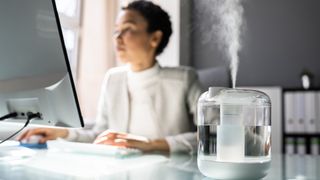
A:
123,0,172,56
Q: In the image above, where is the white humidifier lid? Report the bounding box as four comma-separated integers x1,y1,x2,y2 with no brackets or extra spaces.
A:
212,88,271,106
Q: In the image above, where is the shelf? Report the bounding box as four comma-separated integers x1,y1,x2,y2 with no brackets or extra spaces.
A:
284,134,320,138
282,88,320,154
283,88,320,92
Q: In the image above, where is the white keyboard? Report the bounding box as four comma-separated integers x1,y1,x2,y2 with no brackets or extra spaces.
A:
47,140,142,158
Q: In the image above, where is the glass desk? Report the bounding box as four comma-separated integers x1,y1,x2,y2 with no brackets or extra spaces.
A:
0,142,319,180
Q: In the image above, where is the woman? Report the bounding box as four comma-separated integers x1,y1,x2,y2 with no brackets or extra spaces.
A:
18,0,202,153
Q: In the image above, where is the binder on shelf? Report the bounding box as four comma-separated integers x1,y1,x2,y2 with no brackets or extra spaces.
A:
306,156,318,179
317,92,320,133
296,137,306,155
310,138,319,155
294,92,306,133
296,155,307,178
284,92,295,133
285,153,297,179
304,92,317,133
285,137,295,154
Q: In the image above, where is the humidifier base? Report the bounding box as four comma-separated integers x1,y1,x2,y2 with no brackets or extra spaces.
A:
198,157,271,179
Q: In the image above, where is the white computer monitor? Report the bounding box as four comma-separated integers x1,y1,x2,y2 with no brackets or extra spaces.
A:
0,0,84,128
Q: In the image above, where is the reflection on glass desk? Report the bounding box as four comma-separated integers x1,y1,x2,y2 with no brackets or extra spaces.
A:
0,141,320,180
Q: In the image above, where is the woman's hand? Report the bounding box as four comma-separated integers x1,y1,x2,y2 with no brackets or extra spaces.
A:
93,130,169,152
17,128,69,143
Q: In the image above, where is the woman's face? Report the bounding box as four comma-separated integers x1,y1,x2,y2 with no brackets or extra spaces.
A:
114,10,158,64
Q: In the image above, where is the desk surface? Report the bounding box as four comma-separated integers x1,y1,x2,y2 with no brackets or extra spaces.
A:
0,142,319,180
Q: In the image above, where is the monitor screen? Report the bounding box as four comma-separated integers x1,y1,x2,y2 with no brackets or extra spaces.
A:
0,0,84,128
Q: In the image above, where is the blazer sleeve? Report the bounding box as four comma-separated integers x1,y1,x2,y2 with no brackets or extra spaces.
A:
64,73,110,143
165,69,202,153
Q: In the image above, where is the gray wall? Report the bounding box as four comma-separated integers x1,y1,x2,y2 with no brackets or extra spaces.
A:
191,0,320,88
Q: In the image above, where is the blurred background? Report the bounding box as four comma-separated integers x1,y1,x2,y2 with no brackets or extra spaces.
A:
57,0,320,124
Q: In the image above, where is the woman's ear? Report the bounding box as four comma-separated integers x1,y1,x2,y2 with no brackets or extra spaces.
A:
150,31,163,48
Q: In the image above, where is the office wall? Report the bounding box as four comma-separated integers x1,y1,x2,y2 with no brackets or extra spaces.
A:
191,0,320,88
156,0,181,67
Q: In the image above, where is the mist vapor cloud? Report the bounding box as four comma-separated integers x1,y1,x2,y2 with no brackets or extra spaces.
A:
196,0,245,88
217,0,244,88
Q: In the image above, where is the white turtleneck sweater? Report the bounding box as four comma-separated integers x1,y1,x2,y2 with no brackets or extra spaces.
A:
127,63,161,139
65,62,202,153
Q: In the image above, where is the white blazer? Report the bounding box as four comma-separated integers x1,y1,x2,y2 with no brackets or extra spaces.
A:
67,65,202,153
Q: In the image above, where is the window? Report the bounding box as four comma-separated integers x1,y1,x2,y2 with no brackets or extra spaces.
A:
55,0,82,80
